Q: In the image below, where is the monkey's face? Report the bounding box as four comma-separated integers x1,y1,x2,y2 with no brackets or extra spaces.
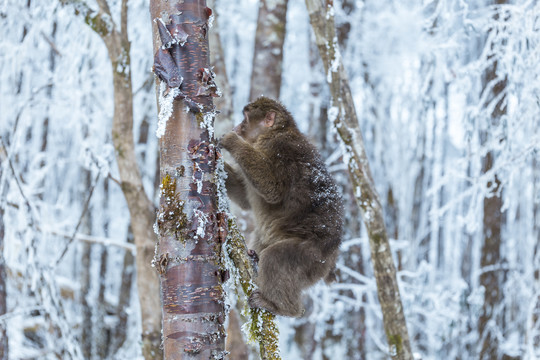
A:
233,110,276,144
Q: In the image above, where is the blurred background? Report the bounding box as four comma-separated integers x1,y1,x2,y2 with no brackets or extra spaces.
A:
0,0,539,359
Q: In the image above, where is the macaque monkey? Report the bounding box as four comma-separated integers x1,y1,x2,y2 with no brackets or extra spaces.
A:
220,97,343,317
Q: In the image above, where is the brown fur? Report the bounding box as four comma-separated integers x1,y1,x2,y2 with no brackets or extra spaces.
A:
220,97,343,317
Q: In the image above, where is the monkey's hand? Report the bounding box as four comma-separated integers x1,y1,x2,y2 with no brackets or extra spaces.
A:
219,131,242,152
247,249,259,276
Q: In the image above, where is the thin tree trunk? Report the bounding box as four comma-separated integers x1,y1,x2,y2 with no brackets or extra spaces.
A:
80,169,94,359
111,225,135,354
208,0,234,138
60,1,163,357
0,187,8,360
249,0,289,100
149,1,227,358
225,309,249,360
305,1,413,359
479,3,507,355
96,181,111,359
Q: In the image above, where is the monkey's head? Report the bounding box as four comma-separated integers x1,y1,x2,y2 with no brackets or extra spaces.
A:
233,97,296,144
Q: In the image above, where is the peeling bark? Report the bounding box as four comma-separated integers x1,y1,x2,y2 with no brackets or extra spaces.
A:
305,1,413,359
149,1,227,358
249,0,289,100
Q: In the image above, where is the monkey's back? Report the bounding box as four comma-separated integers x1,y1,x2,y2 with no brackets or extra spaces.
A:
251,131,343,256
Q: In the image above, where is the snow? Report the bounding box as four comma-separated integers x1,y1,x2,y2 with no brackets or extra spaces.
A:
156,81,180,138
1,0,540,359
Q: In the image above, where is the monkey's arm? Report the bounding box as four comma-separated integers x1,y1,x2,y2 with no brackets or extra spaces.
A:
224,162,251,210
221,132,285,204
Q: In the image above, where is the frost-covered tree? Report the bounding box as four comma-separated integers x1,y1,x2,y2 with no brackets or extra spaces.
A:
1,0,540,359
250,0,289,100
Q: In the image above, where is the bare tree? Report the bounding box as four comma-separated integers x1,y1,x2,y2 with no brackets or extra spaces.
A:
0,190,8,360
478,2,507,358
60,0,162,357
208,0,235,139
249,0,289,100
305,1,413,359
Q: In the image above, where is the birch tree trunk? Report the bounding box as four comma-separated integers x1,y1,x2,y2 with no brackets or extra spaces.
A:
305,1,413,359
149,1,227,358
249,0,289,100
60,1,162,357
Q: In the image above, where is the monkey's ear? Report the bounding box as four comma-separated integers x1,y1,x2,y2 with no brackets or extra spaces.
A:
264,111,276,127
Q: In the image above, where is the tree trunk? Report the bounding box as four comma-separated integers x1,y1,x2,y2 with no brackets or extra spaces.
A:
60,1,163,357
305,1,413,359
149,1,227,358
225,309,249,360
79,169,94,359
208,0,234,138
479,3,507,355
111,226,136,355
0,191,8,360
249,0,289,100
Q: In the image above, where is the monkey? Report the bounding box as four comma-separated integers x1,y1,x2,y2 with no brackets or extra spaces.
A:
220,97,343,317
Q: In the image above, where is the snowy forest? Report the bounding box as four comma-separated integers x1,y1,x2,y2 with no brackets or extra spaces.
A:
1,0,539,359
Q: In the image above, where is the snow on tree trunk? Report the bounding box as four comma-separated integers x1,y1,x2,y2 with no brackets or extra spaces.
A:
249,0,289,100
149,0,228,358
305,1,413,359
60,0,163,357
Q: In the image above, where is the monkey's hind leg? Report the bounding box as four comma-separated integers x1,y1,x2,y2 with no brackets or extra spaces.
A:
249,239,319,317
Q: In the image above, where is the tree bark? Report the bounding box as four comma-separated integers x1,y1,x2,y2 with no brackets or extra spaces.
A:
60,0,163,357
305,1,413,359
249,0,289,100
149,1,228,358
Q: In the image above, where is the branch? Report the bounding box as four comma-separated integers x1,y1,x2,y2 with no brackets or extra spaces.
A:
96,0,112,16
59,0,114,37
120,0,128,43
305,1,413,359
40,31,62,57
225,219,281,360
46,229,136,253
53,173,100,267
0,138,39,229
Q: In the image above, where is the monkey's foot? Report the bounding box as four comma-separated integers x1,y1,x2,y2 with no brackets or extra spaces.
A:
249,291,305,317
248,291,273,313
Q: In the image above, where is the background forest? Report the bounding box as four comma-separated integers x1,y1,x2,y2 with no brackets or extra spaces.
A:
1,0,539,359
